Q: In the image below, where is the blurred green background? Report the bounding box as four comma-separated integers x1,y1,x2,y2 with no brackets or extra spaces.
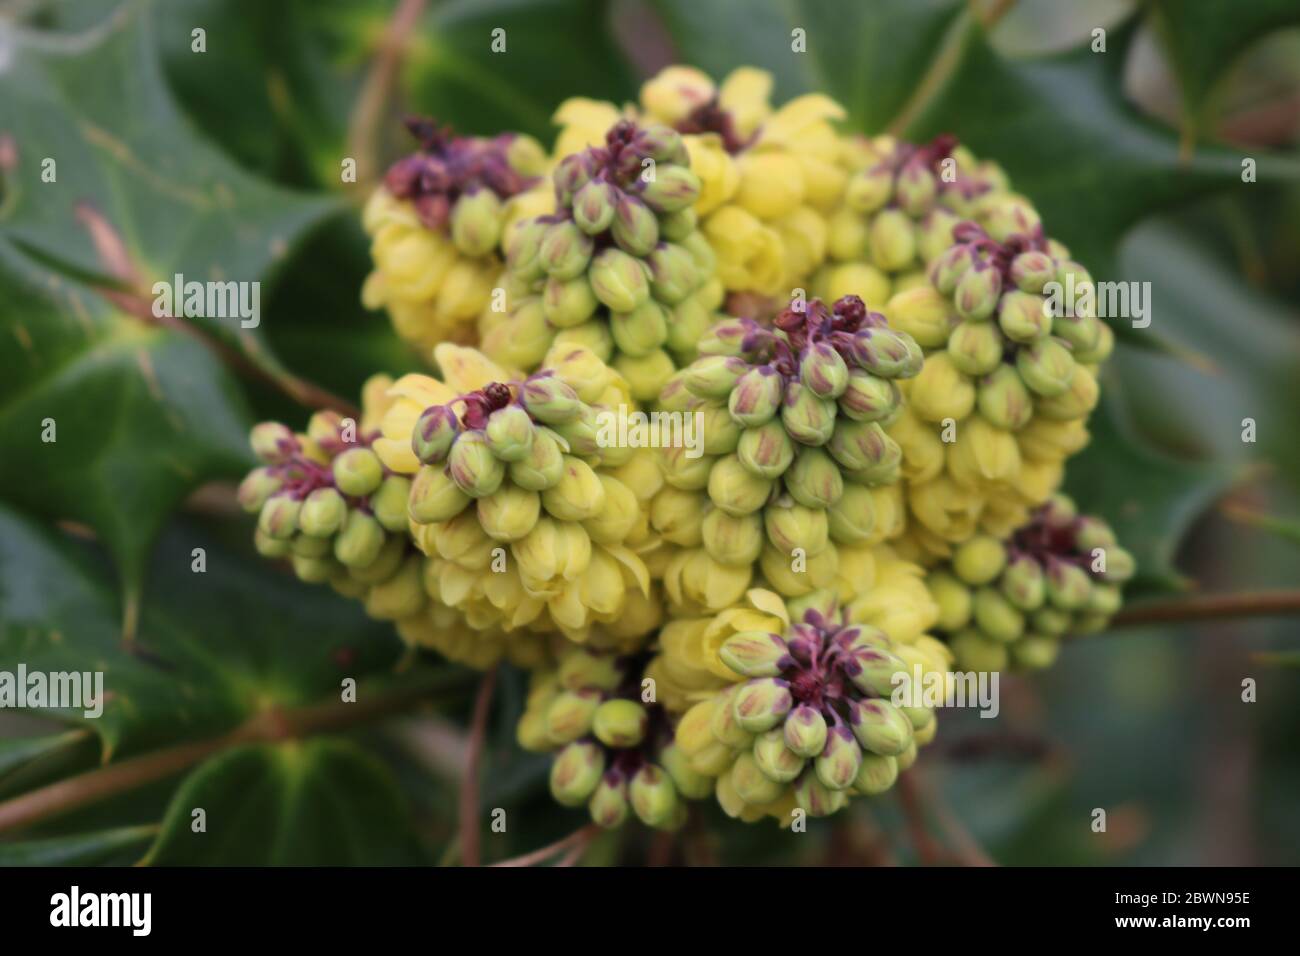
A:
0,0,1297,865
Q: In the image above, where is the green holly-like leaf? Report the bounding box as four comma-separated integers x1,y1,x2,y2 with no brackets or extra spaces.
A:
0,824,159,866
1065,389,1242,595
0,730,89,782
144,740,426,865
651,0,967,132
0,505,409,759
1145,0,1300,144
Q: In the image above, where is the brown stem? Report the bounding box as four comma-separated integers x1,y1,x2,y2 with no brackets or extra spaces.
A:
346,0,428,192
489,825,599,868
896,769,945,865
458,666,498,867
0,670,469,835
1108,590,1300,628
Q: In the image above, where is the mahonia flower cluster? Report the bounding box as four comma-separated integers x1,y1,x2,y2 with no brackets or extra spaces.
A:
232,63,1136,832
650,293,919,614
926,495,1134,672
362,119,547,350
518,648,709,829
480,119,723,402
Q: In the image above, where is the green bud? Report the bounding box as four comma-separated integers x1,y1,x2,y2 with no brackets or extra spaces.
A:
954,265,1001,321
828,420,899,482
447,431,506,497
508,428,567,491
950,628,1009,673
977,364,1034,431
896,163,936,216
629,765,678,827
1001,554,1046,611
539,219,595,280
592,699,648,749
638,163,701,214
868,208,916,271
1016,338,1076,398
846,646,908,698
412,406,459,465
972,586,1025,642
1010,635,1061,670
542,274,600,328
1031,606,1072,636
764,499,829,557
611,192,659,257
558,649,624,692
237,467,282,513
548,405,602,458
1052,312,1101,353
701,509,764,565
684,355,748,400
477,484,541,541
848,699,913,757
730,752,785,806
952,535,1007,585
659,206,697,243
1087,581,1123,616
483,405,536,463
299,487,347,537
349,533,406,585
1101,546,1136,584
572,180,618,235
550,741,605,807
1010,250,1056,293
732,678,794,733
781,382,837,445
815,725,863,791
610,300,669,356
291,552,336,584
736,420,796,479
783,704,828,758
505,218,548,281
589,247,651,313
708,453,774,516
929,243,973,296
850,327,924,379
947,320,1005,377
520,375,583,425
408,464,471,523
291,532,332,559
853,753,899,795
450,187,503,257
838,370,901,423
334,511,385,569
665,294,713,360
928,570,973,630
552,152,594,205
846,164,893,213
368,476,411,532
997,290,1051,343
1046,559,1092,611
752,728,806,783
660,744,714,800
793,769,848,818
588,773,630,829
545,689,602,744
827,484,877,544
258,494,301,540
250,421,296,463
785,447,844,509
332,447,384,497
695,319,750,358
800,343,850,399
646,242,699,305
728,366,783,427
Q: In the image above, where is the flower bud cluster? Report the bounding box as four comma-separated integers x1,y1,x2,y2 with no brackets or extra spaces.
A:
650,294,921,614
518,648,708,829
362,117,548,350
480,118,722,402
926,495,1134,672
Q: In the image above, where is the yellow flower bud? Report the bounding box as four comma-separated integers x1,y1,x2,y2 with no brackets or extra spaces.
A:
908,352,975,423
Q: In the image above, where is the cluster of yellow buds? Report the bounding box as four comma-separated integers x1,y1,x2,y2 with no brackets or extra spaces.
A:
233,63,1135,831
362,118,547,352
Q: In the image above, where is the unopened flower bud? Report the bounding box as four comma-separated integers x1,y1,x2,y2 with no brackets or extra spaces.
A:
730,752,784,806
1000,554,1046,611
848,699,913,757
977,364,1034,431
334,511,385,568
827,484,877,544
477,484,541,541
332,447,384,497
845,646,908,698
728,366,783,427
483,405,536,462
572,179,618,235
447,431,506,497
928,570,972,630
450,187,503,257
851,326,924,378
708,454,774,515
237,467,282,513
997,290,1051,343
589,247,651,312
684,355,749,399
645,242,699,305
250,421,296,463
553,152,595,205
752,728,806,783
520,374,583,425
815,725,863,791
408,464,471,523
702,509,764,565
972,586,1025,641
955,264,1002,321
299,487,347,537
540,219,595,280
777,703,829,761
781,382,837,445
541,457,606,521
546,689,602,744
896,163,936,216
786,447,844,509
1010,250,1056,293
588,772,630,828
258,494,301,540
828,420,898,480
837,369,900,423
929,243,973,296
854,753,899,795
793,769,847,817
845,164,893,212
638,163,701,213
764,500,829,557
592,699,648,749
550,740,605,807
629,765,678,827
1046,559,1093,610
611,192,660,257
946,320,1004,377
658,206,697,242
732,678,794,734
736,420,796,479
719,630,789,678
868,208,916,271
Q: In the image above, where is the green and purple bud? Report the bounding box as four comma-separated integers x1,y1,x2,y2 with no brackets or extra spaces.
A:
412,405,460,464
